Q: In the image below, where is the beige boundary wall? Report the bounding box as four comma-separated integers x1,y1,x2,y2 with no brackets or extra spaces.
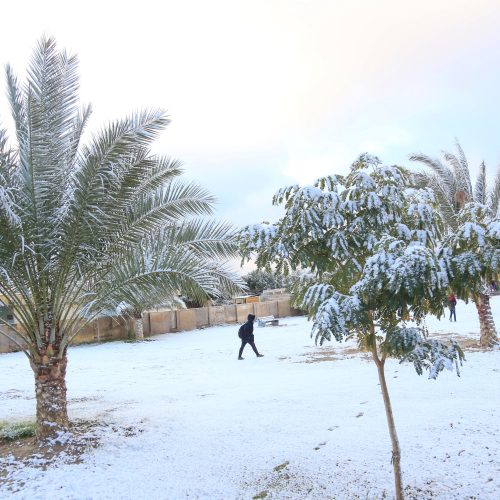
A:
0,299,303,354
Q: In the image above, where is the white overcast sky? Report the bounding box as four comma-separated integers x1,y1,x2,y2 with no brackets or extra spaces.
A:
1,0,500,229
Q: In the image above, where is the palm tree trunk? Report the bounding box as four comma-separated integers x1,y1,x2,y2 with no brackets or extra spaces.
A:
32,354,70,440
371,345,403,500
475,293,498,347
134,312,144,341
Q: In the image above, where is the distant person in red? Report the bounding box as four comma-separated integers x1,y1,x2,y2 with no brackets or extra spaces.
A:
448,293,457,322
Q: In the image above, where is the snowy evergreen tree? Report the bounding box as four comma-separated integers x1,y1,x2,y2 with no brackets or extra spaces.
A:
411,143,500,346
239,154,464,500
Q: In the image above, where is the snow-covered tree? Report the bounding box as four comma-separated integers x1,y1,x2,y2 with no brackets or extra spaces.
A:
242,269,293,295
239,154,464,500
411,143,500,346
0,38,243,440
442,203,499,346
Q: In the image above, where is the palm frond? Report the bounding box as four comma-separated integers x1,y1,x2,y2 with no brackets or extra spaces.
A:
443,141,472,197
455,140,474,196
120,182,216,244
420,173,457,228
83,109,169,164
67,103,92,170
409,153,456,194
5,64,28,159
488,166,500,217
161,219,239,260
95,250,216,314
117,154,183,201
474,161,486,205
134,156,183,196
0,129,21,229
25,37,81,214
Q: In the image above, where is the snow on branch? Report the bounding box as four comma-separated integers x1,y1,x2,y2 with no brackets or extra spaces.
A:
401,335,464,379
302,285,364,345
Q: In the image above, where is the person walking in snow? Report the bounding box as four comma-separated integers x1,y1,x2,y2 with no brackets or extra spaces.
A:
448,293,457,322
238,314,264,360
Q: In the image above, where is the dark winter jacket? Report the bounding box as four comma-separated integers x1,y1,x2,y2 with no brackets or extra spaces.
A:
240,314,255,341
448,294,457,308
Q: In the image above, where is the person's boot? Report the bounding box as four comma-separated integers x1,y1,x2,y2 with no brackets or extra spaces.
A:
257,354,264,357
238,356,244,360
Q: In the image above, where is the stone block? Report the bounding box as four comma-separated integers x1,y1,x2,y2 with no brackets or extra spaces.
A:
149,310,176,335
237,304,254,322
177,309,197,331
277,300,291,317
208,306,225,325
224,305,238,323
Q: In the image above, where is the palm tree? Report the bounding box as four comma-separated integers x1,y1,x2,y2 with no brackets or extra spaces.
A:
112,222,241,340
0,38,243,440
410,142,500,347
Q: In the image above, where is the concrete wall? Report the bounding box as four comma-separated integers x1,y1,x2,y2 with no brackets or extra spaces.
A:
223,305,238,323
0,299,303,353
236,304,254,322
149,310,176,335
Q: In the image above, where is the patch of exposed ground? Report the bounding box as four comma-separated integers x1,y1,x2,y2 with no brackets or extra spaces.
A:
299,332,488,364
428,333,485,351
300,347,371,364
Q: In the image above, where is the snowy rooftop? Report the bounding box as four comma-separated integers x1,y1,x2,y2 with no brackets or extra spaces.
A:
0,297,499,499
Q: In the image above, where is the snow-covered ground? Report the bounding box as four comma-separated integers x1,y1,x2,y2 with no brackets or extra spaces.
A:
1,298,499,499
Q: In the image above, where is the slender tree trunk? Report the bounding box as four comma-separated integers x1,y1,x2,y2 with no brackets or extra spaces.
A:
134,312,144,341
475,293,498,348
372,345,403,500
32,354,70,440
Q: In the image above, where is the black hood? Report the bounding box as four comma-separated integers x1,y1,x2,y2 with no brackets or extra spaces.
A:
248,314,255,322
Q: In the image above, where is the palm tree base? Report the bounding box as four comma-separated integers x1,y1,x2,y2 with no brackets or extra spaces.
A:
476,293,499,348
34,356,70,440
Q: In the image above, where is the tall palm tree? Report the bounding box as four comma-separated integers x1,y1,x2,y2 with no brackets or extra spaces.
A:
410,142,500,347
0,38,243,440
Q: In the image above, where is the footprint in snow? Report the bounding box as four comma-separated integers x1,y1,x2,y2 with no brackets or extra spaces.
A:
314,442,327,450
